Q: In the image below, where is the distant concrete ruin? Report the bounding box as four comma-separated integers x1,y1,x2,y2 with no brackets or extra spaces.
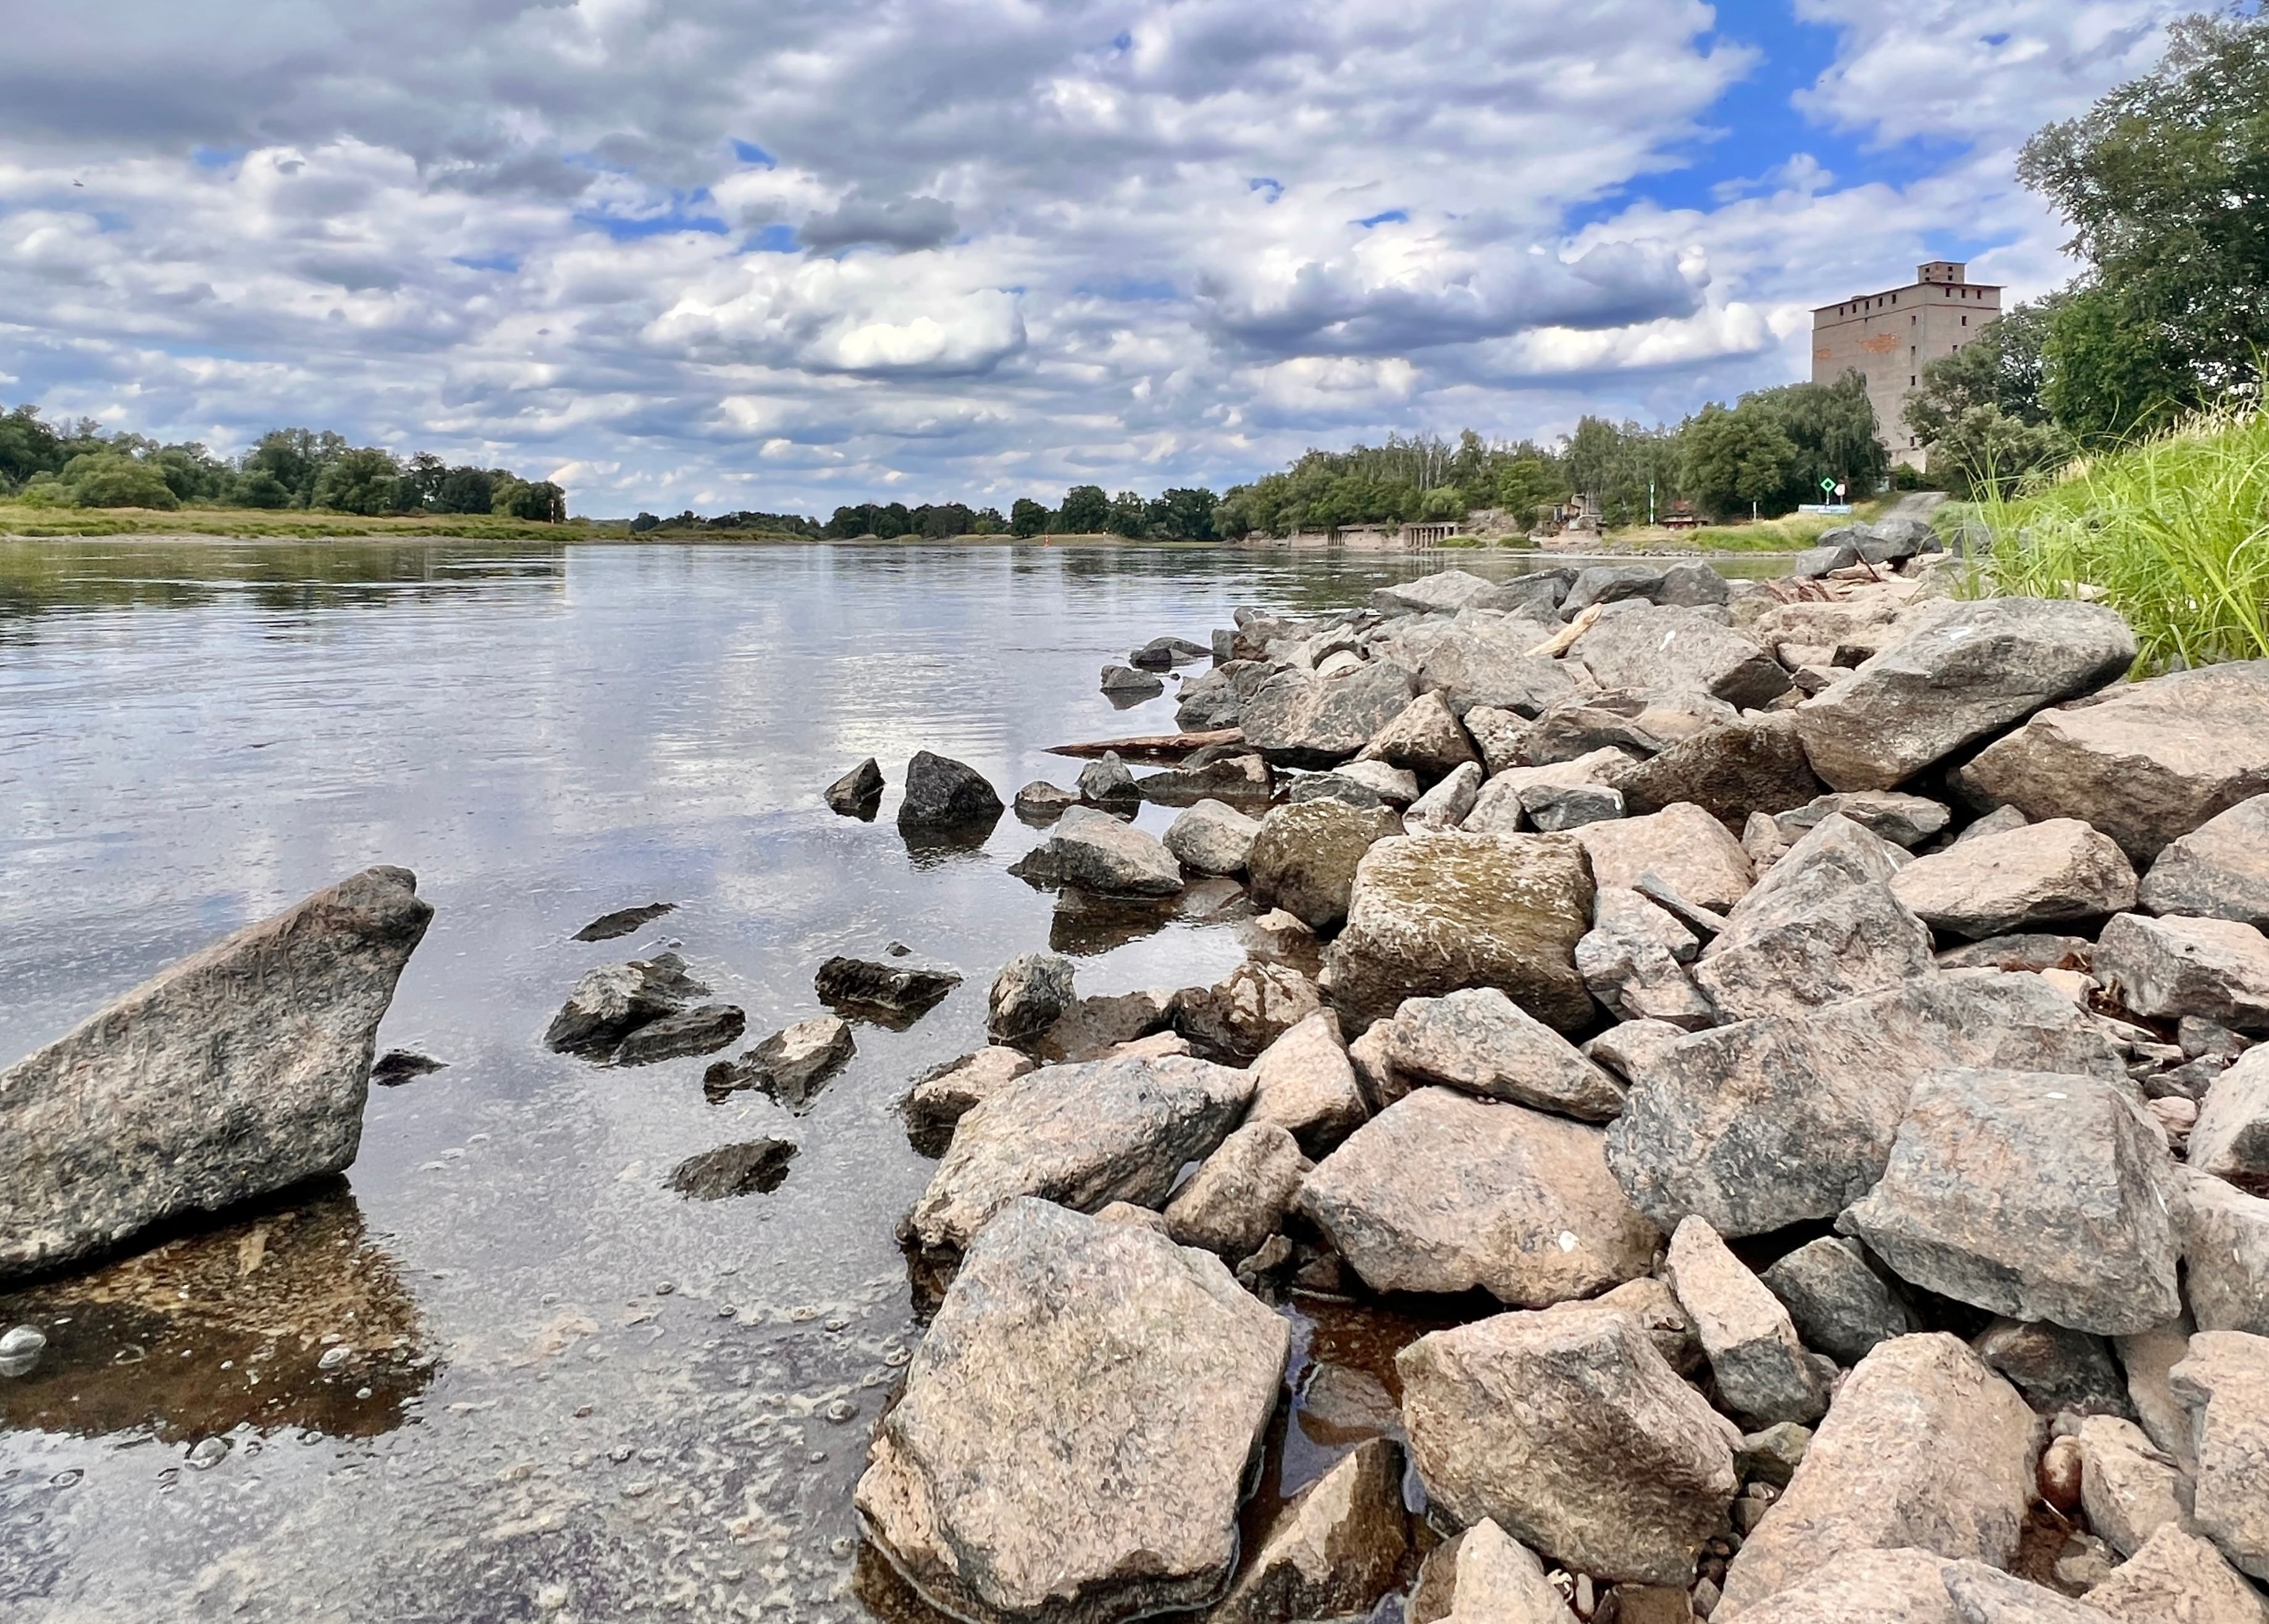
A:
1813,261,2002,468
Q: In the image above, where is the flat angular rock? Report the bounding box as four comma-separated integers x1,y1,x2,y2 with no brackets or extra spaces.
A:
1719,1334,2038,1615
1606,972,2126,1238
707,1016,856,1107
2173,1331,2269,1584
1693,814,1935,1021
1378,986,1627,1121
1407,761,1485,832
1039,989,1173,1063
2099,914,2269,1032
899,750,1005,831
547,950,708,1055
668,1138,795,1199
1357,689,1478,780
1172,960,1322,1066
2079,1413,2194,1558
1209,1438,1409,1624
1940,1564,2121,1622
1322,832,1596,1032
1760,1237,1912,1365
1414,629,1592,719
1667,1216,1826,1425
0,866,432,1284
1892,819,2139,939
1241,661,1418,767
1520,781,1624,832
1778,790,1954,849
1574,802,1756,913
1332,758,1422,804
1842,1068,2183,1336
1613,713,1826,830
1582,1018,1690,1084
1247,799,1396,931
988,953,1076,1046
1164,798,1261,875
2142,795,2269,929
1397,1304,1738,1586
2184,1168,2269,1329
1787,543,1863,580
1577,887,1714,1031
612,1002,745,1065
1245,1010,1365,1157
857,1200,1289,1624
1572,604,1792,710
1164,1121,1311,1260
1532,689,1737,764
572,900,677,941
1563,563,1670,616
1129,634,1211,669
1047,805,1183,898
826,758,885,816
1101,662,1167,697
905,1053,1254,1256
1464,705,1535,773
902,1046,1034,1153
1138,750,1273,806
1374,568,1499,617
1407,1518,1579,1624
1958,661,2269,861
1299,1088,1660,1305
1731,1547,1961,1623
1795,598,2136,792
815,956,962,1020
2084,1524,2269,1624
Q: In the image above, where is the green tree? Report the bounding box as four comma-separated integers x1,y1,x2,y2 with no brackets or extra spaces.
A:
1009,497,1051,537
312,448,403,514
1057,485,1110,533
1147,487,1218,540
242,428,348,506
61,453,181,509
1679,404,1799,520
2040,284,2195,446
0,406,64,489
434,465,499,514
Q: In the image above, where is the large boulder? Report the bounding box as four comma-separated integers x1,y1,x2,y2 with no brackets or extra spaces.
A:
1574,802,1756,913
1958,661,2269,861
1164,799,1261,876
2141,795,2269,930
2097,913,2269,1031
904,1053,1254,1256
1357,689,1479,781
2084,1524,2269,1624
1374,568,1499,617
1047,806,1184,898
1396,1304,1740,1586
0,866,432,1284
856,1200,1288,1624
1612,713,1826,830
1606,973,2125,1238
1667,1216,1827,1426
1841,1068,2183,1336
1718,1334,2039,1615
1322,832,1596,1031
899,750,1005,831
1241,661,1419,766
1244,1010,1367,1157
1562,563,1671,616
1299,1088,1661,1305
1412,626,1593,719
2192,1051,2269,1194
1693,814,1936,1021
1793,598,2136,792
1247,799,1396,931
1571,604,1793,710
1377,986,1627,1121
1207,1438,1409,1624
1890,819,2140,939
2171,1331,2269,1583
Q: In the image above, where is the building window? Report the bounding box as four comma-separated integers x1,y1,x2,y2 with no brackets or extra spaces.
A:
1961,315,1968,325
1910,375,1916,387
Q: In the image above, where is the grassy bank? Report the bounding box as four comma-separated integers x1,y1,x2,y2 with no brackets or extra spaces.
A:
1962,408,2269,671
0,504,624,542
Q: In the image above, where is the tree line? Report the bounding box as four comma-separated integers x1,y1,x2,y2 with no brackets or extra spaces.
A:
0,411,568,521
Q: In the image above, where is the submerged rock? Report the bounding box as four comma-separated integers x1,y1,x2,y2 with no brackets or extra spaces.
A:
814,956,963,1021
612,1002,746,1065
824,759,886,818
668,1138,797,1200
546,950,710,1056
0,866,434,1284
572,900,678,941
857,1200,1289,1624
707,1016,856,1110
370,1049,447,1087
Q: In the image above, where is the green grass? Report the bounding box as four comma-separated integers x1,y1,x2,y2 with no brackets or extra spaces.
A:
0,503,619,542
1961,407,2269,672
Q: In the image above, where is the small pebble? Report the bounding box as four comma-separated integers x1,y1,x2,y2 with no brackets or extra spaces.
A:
0,1324,46,1378
824,1399,857,1423
187,1437,229,1470
318,1346,353,1370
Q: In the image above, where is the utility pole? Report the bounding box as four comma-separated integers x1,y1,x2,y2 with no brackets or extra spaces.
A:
1648,474,1656,527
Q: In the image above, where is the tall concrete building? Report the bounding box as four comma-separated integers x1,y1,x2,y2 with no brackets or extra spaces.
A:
1812,261,2002,469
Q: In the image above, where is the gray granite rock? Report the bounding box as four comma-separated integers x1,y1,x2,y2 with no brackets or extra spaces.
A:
1729,1548,1961,1623
1357,689,1479,781
1164,798,1262,876
1374,568,1500,617
1333,758,1423,805
2171,1330,2269,1582
1407,761,1485,832
1613,712,1826,830
899,750,1005,831
902,1046,1035,1153
1163,1121,1310,1260
1667,1216,1827,1426
1760,1237,1913,1368
988,953,1076,1046
2084,1524,2269,1624
609,1001,744,1065
815,955,962,1018
1572,604,1793,710
1574,802,1756,913
1892,819,2140,939
1248,798,1398,931
547,949,708,1055
825,757,884,814
1406,1518,1579,1624
1076,752,1140,805
1244,1010,1365,1157
1577,887,1715,1031
1048,806,1184,898
1520,781,1626,832
1973,1318,2134,1418
2078,1413,2194,1559
1530,689,1737,764
1413,627,1593,719
2141,796,2269,930
1378,986,1627,1121
2183,1168,2269,1332
1172,960,1323,1066
1464,748,1635,832
2099,914,2269,1032
1777,790,1954,849
1940,1564,2122,1622
1562,563,1670,616
1241,660,1419,767
1101,662,1167,697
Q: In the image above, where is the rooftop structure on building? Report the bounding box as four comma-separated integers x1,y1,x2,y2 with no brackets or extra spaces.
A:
1813,261,2002,470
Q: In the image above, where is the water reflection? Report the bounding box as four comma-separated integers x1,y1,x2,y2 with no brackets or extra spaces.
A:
0,1184,431,1443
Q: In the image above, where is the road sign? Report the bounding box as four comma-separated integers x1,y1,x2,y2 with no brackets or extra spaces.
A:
1834,482,1847,498
1819,477,1836,493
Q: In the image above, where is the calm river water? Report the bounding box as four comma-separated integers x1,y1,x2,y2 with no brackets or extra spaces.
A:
0,539,1778,1623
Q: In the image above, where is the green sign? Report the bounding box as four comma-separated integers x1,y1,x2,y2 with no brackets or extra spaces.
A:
1820,477,1837,492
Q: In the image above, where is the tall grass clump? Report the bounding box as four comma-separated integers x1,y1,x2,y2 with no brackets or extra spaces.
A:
1974,406,2269,672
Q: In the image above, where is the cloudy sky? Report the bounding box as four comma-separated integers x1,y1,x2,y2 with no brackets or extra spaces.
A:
0,1,2198,517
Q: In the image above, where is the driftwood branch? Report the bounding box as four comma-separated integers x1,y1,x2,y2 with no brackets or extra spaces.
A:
1044,728,1244,760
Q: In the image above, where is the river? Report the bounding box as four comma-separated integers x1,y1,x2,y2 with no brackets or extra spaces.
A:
0,538,1781,1622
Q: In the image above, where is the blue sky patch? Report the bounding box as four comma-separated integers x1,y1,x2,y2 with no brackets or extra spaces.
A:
744,223,800,254
731,139,776,167
453,252,521,273
1355,208,1409,228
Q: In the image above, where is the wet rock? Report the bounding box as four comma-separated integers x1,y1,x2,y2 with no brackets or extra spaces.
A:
2099,915,2269,1032
1324,831,1596,1031
1577,887,1715,1031
1144,758,1276,814
0,867,434,1283
1246,799,1396,931
1531,690,1736,764
1208,1437,1409,1624
1407,1518,1579,1624
2172,1331,2269,1582
1692,814,1934,1021
1397,1303,1739,1586
1718,1334,2038,1615
2183,1168,2269,1331
905,1053,1254,1256
1668,1216,1827,1426
2079,1413,2194,1558
572,900,679,941
902,1047,1034,1153
1606,973,2124,1238
1172,960,1322,1066
1974,1319,2133,1417
1793,598,2136,792
1730,1547,1961,1623
1245,1010,1365,1157
1777,790,1954,850
826,759,886,817
1164,798,1261,876
1357,690,1478,782
857,1200,1288,1624
1039,989,1174,1063
669,1138,797,1200
2084,1524,2269,1624
2141,796,2269,929
1563,563,1671,616
1101,662,1167,698
1842,1068,2183,1336
1075,752,1139,805
815,956,963,1021
1408,760,1485,832
1333,758,1422,804
1613,713,1825,831
1164,1121,1311,1260
1574,802,1756,913
897,750,1006,832
988,953,1076,1046
613,1002,746,1065
1047,806,1183,898
1130,635,1212,669
1241,661,1419,768
1014,782,1082,826
1958,661,2269,862
1892,820,2139,940
1300,1088,1660,1305
1379,986,1627,1121
1759,1237,1912,1367
547,950,710,1055
1572,605,1793,710
369,1049,446,1086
